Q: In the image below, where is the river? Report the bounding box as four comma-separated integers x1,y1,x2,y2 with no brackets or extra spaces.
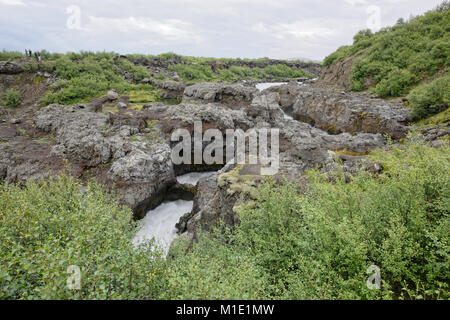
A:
132,171,216,255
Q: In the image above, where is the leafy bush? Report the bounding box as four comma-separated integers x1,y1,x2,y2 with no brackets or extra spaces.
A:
408,75,450,119
3,89,21,108
375,69,416,97
1,139,448,300
41,54,153,105
0,177,166,299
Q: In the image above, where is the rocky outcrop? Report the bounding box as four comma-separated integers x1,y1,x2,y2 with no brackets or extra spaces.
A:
293,86,412,139
316,50,367,90
34,104,176,215
176,89,389,236
265,83,412,139
183,82,258,106
0,61,23,74
157,81,186,99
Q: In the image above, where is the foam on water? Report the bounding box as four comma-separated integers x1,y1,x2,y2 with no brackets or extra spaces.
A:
133,200,193,255
133,172,217,255
255,82,287,91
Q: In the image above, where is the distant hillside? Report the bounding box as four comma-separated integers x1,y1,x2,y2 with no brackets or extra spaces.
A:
320,1,449,120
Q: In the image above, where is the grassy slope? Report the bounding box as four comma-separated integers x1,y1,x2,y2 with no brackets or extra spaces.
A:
323,2,449,121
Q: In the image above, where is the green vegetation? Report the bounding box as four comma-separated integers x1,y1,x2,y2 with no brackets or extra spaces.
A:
2,89,21,108
1,138,448,300
2,49,313,106
417,108,450,126
0,50,24,61
39,52,154,105
168,138,449,300
0,177,166,299
408,75,450,120
168,63,312,82
323,2,449,119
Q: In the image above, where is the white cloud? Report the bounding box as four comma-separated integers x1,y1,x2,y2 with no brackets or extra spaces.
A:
252,21,338,40
0,0,25,5
345,0,368,6
84,16,203,44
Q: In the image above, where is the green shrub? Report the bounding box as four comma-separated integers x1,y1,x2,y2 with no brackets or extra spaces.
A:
0,177,166,299
375,69,416,97
408,75,450,119
3,89,21,108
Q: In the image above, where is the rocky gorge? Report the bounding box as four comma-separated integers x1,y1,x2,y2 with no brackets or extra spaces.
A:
0,59,448,253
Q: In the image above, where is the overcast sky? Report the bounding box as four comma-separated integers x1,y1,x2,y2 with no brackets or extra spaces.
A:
0,0,444,60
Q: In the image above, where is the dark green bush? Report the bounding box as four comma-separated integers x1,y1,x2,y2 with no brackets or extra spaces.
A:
408,75,450,119
375,69,416,97
3,89,21,108
0,177,166,299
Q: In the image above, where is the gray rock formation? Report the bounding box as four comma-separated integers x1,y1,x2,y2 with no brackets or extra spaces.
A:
34,104,176,214
266,83,412,139
0,61,23,74
183,82,258,106
157,80,186,99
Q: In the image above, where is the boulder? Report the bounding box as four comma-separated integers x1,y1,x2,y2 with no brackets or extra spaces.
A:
107,89,119,101
157,80,186,99
183,82,258,106
0,61,23,74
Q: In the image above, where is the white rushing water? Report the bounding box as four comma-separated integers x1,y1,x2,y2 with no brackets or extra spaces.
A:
255,82,287,91
176,171,216,185
280,108,293,120
133,171,217,255
133,200,193,254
